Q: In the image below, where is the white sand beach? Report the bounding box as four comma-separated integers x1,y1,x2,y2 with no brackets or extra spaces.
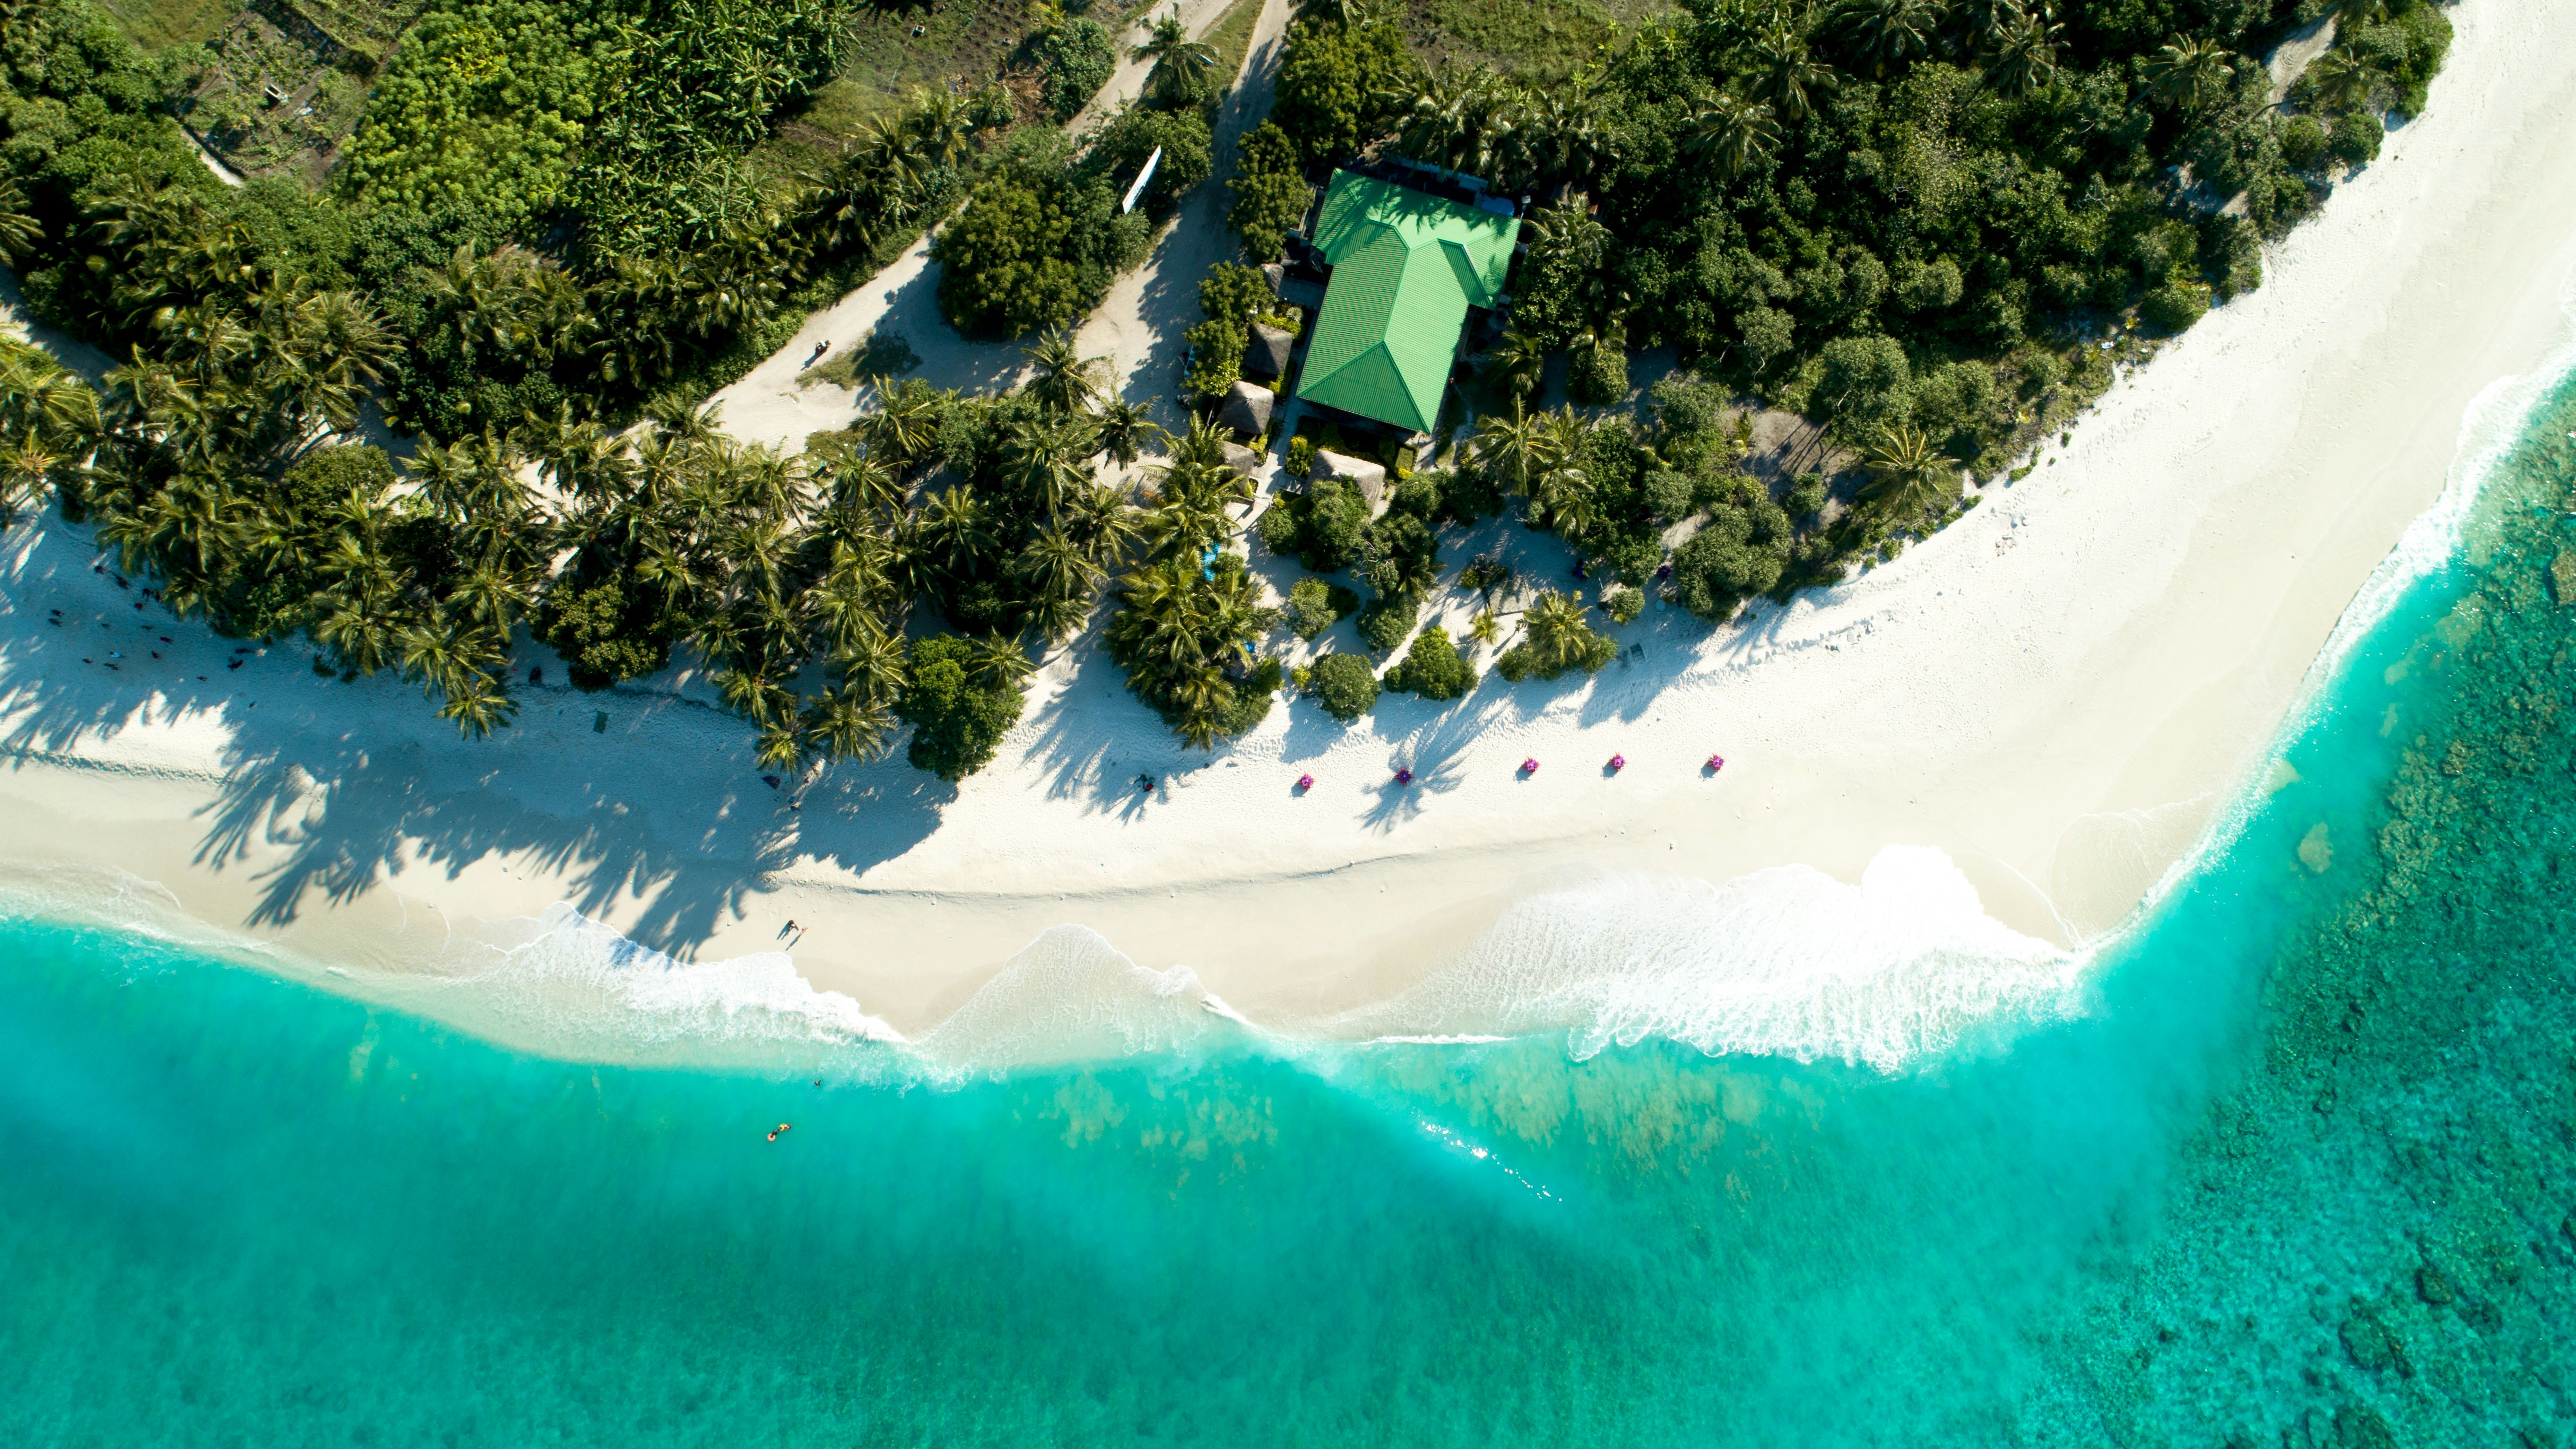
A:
6,0,2576,1044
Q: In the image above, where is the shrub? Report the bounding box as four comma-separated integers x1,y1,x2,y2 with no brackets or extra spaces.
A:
1031,19,1117,121
1200,261,1271,326
1182,317,1244,397
1814,335,1913,442
1227,122,1311,261
2279,115,2329,172
895,635,1024,780
1569,340,1629,406
1285,576,1356,638
1262,476,1368,572
1285,435,1317,477
1357,592,1416,653
1090,105,1212,216
539,578,671,690
1600,583,1645,625
1307,651,1378,722
2139,280,2210,333
1385,630,1478,701
932,134,1143,339
2327,110,2383,167
1785,474,1828,521
1670,500,1792,621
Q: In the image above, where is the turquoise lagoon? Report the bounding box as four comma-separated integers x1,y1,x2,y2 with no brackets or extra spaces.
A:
6,384,2576,1447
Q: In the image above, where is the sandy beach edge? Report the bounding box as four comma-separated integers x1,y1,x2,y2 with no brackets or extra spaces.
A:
5,0,2576,1047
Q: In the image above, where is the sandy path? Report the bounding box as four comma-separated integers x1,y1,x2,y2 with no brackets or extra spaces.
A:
708,0,1288,449
4,0,2574,1047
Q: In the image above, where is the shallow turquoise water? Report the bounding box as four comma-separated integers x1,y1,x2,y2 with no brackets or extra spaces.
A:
6,385,2576,1445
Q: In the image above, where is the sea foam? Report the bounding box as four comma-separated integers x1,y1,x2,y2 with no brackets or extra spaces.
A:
1340,847,2084,1072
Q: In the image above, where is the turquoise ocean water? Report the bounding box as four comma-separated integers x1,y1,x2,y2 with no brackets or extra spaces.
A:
7,380,2576,1446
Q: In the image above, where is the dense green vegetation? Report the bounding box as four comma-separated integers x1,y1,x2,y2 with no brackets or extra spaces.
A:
929,4,1230,341
1243,0,2452,618
0,0,2469,777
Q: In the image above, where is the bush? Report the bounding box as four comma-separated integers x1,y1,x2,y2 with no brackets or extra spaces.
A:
1670,500,1792,622
2139,280,2210,333
1569,341,1629,405
932,134,1144,340
337,0,605,232
2327,110,2383,167
1182,317,1244,397
1261,476,1368,572
539,578,672,689
1356,592,1415,653
1814,335,1913,441
1599,584,1645,625
1227,122,1311,261
895,635,1025,780
1385,629,1478,700
2279,115,2329,172
1307,651,1378,722
1285,576,1356,638
1200,261,1271,326
1091,105,1212,217
1785,474,1828,521
1285,435,1317,477
1031,19,1117,121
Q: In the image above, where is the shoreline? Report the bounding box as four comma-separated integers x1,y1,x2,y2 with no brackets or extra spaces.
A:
7,0,2576,1043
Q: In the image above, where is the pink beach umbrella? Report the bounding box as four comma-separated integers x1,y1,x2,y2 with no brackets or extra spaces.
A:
1394,767,1414,785
1295,774,1314,791
1519,757,1540,775
1706,753,1725,774
1608,754,1626,772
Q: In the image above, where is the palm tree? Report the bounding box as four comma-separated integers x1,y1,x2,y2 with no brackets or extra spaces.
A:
1515,588,1614,676
2329,0,2389,28
437,669,519,740
1859,425,1960,519
861,378,949,473
0,176,44,262
800,681,894,763
1136,8,1221,106
1746,26,1838,124
1472,401,1547,497
2305,50,2377,114
1987,10,2064,97
2144,38,2238,118
1289,0,1374,27
1022,327,1107,414
1681,94,1782,179
1834,0,1942,75
1480,328,1547,399
967,634,1036,691
1092,397,1161,466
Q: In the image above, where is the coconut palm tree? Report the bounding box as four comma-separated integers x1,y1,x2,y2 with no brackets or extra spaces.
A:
1746,25,1838,124
1986,9,2063,97
1473,401,1548,497
2143,38,2237,118
0,177,44,262
1022,327,1107,414
800,680,894,763
1092,397,1161,466
1480,327,1548,400
1859,424,1960,519
1682,94,1782,179
2305,50,2378,114
1137,8,1221,106
1833,0,1942,75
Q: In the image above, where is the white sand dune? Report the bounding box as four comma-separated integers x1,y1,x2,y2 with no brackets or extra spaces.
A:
6,0,2576,1044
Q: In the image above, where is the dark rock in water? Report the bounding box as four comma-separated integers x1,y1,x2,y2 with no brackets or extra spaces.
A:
2335,1403,2397,1449
2416,1264,2457,1305
2339,1312,2397,1373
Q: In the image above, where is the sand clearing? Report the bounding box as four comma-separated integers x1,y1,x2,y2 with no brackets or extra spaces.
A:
6,0,2576,1039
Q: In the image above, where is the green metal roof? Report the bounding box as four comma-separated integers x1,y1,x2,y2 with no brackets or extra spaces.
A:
1296,171,1520,435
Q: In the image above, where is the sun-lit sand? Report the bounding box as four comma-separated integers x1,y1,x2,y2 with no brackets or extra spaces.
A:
5,0,2575,1042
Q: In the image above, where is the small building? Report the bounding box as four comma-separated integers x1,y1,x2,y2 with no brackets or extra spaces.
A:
1291,169,1521,438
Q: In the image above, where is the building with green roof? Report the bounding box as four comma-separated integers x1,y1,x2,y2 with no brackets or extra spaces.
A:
1293,170,1521,436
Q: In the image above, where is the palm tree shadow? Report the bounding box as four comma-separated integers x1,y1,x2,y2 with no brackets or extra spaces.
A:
4,514,955,958
1357,698,1482,831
